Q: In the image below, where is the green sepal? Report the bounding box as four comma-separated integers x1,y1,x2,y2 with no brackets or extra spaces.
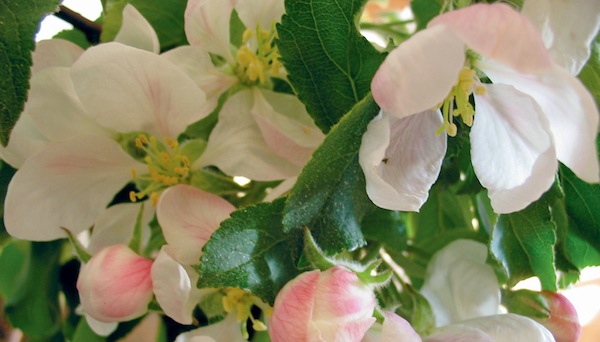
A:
128,202,145,254
302,228,336,271
62,227,92,264
502,289,551,320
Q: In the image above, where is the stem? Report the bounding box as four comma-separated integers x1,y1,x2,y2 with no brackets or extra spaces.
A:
54,5,102,44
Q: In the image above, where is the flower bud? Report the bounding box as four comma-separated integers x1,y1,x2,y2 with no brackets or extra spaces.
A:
77,244,153,323
269,265,377,342
504,289,581,342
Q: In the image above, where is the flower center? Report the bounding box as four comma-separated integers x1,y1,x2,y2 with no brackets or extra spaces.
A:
129,134,191,205
222,288,272,339
437,67,486,137
235,22,282,86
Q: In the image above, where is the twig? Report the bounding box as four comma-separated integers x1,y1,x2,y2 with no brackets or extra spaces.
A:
54,5,102,44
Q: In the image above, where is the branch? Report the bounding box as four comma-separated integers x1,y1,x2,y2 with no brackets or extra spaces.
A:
54,5,102,44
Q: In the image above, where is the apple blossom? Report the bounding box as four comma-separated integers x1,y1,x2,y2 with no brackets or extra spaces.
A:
362,311,422,342
163,0,324,182
77,244,153,323
4,41,207,241
269,265,377,342
361,3,599,213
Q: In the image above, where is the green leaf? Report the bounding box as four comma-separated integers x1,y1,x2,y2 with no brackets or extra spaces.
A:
560,164,600,247
282,94,379,254
276,0,385,132
0,0,61,146
4,241,63,337
361,208,407,252
198,198,302,305
102,0,188,51
490,196,557,290
53,28,92,49
0,240,30,299
410,0,442,31
578,37,600,104
72,318,105,342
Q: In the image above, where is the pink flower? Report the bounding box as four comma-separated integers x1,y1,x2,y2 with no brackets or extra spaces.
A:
269,265,377,342
536,291,581,342
77,244,154,323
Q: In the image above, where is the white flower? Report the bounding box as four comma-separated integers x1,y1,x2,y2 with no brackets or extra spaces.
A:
164,0,324,181
361,3,599,214
4,42,207,241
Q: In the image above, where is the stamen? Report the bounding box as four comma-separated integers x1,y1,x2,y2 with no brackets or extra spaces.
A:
234,21,281,85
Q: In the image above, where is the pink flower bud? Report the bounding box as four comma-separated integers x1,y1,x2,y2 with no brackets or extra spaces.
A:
77,244,154,323
536,291,581,342
270,265,377,342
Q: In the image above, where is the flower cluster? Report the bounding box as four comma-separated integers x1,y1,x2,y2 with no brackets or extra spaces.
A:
0,0,598,341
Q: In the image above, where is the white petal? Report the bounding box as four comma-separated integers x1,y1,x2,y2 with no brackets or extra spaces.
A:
420,240,500,326
85,315,118,337
184,0,237,64
371,25,465,118
114,4,160,54
175,314,246,342
87,202,154,254
480,62,599,183
235,0,285,30
196,90,301,180
430,3,553,73
427,314,556,342
4,135,145,241
151,247,202,325
162,46,238,114
0,112,48,168
471,84,558,213
522,0,600,75
251,89,323,166
71,43,207,139
27,67,112,141
31,39,83,74
358,110,446,211
156,184,235,265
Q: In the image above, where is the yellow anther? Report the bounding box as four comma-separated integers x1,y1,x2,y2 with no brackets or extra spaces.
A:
181,156,190,167
174,167,189,177
446,122,458,137
242,28,253,43
237,47,254,67
129,191,138,203
253,321,267,331
131,168,138,179
165,137,179,149
150,192,159,206
161,152,171,164
475,85,487,95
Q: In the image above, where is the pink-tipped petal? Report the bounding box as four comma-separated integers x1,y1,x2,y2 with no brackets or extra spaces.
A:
471,84,558,213
371,24,465,118
522,0,600,75
71,43,207,139
77,245,153,323
31,38,83,74
430,3,553,73
251,89,323,166
363,312,422,342
4,135,145,241
184,0,237,64
175,313,246,342
195,90,301,180
156,184,235,265
151,247,202,325
420,240,500,326
480,62,599,184
114,4,160,54
270,270,320,342
359,110,446,211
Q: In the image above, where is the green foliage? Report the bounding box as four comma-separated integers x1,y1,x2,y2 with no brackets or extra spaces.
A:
102,0,188,51
276,0,385,132
490,193,558,291
198,198,303,305
578,38,600,104
410,0,442,31
282,94,379,254
2,241,63,338
0,0,61,146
